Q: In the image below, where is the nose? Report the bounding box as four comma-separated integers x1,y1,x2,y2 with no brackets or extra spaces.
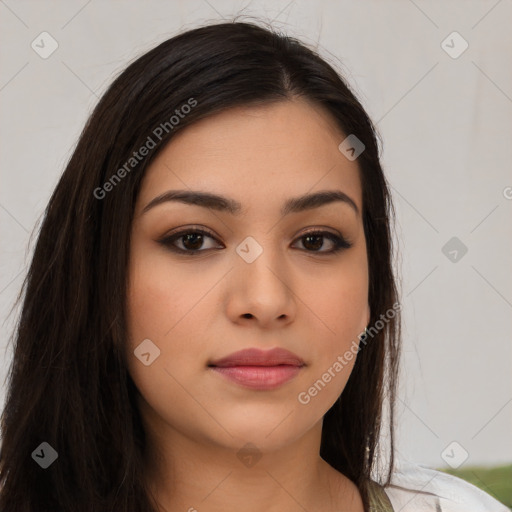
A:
225,241,297,329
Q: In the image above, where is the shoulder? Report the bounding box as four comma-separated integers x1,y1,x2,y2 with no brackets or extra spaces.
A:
381,460,510,512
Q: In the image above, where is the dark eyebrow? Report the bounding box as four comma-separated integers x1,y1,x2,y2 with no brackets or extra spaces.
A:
141,189,359,217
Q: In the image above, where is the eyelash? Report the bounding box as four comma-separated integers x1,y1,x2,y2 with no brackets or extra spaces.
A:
158,227,352,256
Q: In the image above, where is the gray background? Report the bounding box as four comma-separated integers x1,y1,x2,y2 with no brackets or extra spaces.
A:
1,0,511,469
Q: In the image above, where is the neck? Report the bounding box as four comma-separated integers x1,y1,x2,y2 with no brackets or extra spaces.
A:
141,420,363,512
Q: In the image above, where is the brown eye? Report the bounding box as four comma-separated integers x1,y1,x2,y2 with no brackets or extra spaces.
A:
159,228,222,254
180,233,207,251
293,230,352,254
158,228,352,256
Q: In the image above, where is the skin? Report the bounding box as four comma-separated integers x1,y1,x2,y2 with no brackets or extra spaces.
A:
126,98,370,512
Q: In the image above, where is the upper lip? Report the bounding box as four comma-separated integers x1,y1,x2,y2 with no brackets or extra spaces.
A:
209,348,305,367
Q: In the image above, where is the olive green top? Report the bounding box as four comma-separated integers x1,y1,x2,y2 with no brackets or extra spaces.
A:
367,479,394,511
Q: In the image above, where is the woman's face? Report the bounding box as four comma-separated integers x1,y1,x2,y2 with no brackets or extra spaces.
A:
126,98,369,453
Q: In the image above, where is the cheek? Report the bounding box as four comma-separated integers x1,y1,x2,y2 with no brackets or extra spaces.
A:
306,251,369,341
298,253,368,406
125,247,198,393
307,272,367,329
126,246,211,343
125,250,222,438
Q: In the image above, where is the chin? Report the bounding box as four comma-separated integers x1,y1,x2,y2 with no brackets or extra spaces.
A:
209,408,319,452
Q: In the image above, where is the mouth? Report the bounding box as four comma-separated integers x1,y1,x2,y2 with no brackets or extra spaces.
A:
208,347,305,390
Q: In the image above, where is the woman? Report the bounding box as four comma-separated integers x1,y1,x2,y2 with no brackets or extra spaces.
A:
0,20,507,512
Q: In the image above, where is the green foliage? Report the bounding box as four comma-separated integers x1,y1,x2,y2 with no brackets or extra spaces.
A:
438,464,512,508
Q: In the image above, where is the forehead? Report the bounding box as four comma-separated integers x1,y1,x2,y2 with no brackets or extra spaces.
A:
136,99,363,214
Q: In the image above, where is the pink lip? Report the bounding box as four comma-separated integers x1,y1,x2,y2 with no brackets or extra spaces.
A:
209,348,304,390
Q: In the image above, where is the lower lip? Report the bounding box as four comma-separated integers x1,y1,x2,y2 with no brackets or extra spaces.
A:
210,365,302,390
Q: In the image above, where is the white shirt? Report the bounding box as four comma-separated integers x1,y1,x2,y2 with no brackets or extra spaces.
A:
382,460,510,511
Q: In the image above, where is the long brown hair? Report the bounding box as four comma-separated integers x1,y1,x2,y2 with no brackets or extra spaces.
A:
0,19,401,511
